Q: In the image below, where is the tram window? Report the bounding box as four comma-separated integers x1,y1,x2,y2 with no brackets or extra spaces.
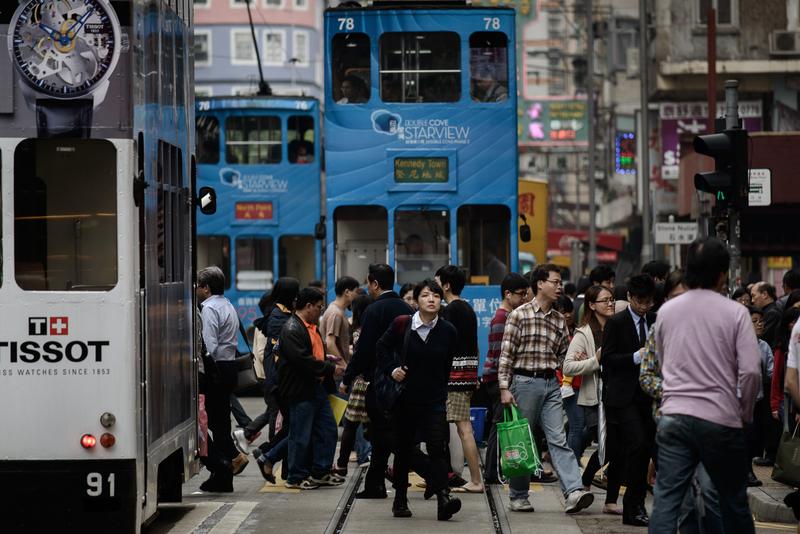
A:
157,141,185,284
279,236,315,286
457,205,510,285
394,210,450,286
469,32,509,103
334,206,388,281
197,235,231,289
332,33,370,104
380,32,460,103
14,139,117,291
288,116,315,164
196,116,220,164
236,237,274,291
225,116,281,164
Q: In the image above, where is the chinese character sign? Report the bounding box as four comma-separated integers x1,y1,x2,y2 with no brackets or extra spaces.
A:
521,99,589,147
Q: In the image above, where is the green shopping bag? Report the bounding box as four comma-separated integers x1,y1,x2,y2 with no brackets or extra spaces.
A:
497,405,541,478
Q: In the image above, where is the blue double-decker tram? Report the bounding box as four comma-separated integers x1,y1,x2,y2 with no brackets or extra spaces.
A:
324,0,519,359
195,96,323,330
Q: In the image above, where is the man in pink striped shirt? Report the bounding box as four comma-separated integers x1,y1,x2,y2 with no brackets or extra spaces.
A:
650,238,761,534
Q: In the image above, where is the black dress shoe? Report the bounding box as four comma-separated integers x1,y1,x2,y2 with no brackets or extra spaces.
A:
753,456,774,467
622,512,649,527
424,485,435,500
747,471,763,487
436,490,462,521
199,472,234,493
356,486,388,499
392,497,413,518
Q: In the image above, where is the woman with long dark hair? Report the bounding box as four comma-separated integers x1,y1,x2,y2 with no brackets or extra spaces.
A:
563,284,622,515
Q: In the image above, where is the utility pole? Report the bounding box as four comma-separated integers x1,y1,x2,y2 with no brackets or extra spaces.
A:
724,80,742,288
698,6,716,239
586,0,597,268
638,0,652,265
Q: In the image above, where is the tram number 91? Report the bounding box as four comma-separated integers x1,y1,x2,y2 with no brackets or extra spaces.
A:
86,472,115,498
483,17,501,30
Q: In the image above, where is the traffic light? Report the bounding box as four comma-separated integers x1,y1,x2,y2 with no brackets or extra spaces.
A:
693,128,748,210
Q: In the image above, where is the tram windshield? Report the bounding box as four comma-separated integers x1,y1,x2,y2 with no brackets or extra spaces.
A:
334,206,388,281
14,139,117,291
380,32,461,103
394,209,450,285
225,116,281,164
457,205,510,285
196,115,220,164
197,235,232,289
236,236,274,291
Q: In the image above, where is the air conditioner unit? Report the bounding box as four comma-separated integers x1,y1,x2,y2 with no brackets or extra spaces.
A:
770,30,800,56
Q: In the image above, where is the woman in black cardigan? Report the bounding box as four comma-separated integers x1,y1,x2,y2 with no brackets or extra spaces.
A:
376,279,462,521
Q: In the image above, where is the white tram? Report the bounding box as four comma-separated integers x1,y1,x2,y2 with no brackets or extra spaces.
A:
0,0,210,530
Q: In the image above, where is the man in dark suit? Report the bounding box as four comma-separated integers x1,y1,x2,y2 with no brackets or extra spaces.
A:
601,273,657,527
343,263,413,498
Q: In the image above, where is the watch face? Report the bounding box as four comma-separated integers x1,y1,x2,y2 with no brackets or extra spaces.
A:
9,0,121,99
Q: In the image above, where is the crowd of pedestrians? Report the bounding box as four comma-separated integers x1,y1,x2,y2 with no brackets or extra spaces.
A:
194,237,800,530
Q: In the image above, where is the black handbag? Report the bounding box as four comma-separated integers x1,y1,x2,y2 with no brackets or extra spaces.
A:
234,320,262,394
373,315,412,414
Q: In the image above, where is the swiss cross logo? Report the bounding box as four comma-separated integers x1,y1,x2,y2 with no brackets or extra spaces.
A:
49,317,69,336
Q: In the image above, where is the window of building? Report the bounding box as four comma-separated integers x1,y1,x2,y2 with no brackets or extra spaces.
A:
334,206,387,280
469,32,508,103
197,235,231,289
196,115,220,164
279,236,315,286
292,31,310,67
195,86,214,97
236,237,274,291
194,29,211,66
287,115,315,164
380,32,460,103
293,0,307,9
331,33,370,104
15,139,117,291
231,29,256,65
194,0,210,6
696,0,738,26
264,30,286,66
225,115,281,164
265,0,283,7
394,209,450,286
609,18,638,72
456,205,510,285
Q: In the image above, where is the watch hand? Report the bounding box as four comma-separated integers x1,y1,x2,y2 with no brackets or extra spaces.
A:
67,8,94,37
38,23,62,41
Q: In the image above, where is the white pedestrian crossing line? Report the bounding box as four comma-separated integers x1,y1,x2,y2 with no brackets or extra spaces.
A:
208,501,258,534
164,502,225,534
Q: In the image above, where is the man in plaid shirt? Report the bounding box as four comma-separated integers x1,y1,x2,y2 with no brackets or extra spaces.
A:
499,264,593,514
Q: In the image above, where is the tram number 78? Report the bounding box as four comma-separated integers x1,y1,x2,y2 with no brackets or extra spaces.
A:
337,17,355,31
483,17,501,30
86,472,115,497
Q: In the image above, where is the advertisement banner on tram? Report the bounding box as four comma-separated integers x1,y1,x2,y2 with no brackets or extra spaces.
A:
0,0,132,138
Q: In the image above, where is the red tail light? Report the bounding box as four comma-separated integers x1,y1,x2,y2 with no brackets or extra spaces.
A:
100,433,116,448
81,434,97,449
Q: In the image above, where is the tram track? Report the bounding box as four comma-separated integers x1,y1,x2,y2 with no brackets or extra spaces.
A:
323,465,511,534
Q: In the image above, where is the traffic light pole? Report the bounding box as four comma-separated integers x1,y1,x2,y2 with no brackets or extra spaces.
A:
724,80,742,288
639,0,653,265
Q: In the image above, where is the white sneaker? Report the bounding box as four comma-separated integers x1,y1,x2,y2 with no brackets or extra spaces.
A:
232,428,258,454
564,489,594,514
508,498,535,512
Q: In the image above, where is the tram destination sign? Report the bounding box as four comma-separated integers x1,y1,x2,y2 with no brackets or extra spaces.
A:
394,157,449,183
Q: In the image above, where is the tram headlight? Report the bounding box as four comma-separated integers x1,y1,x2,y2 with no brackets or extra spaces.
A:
81,434,97,449
100,412,116,428
100,433,116,448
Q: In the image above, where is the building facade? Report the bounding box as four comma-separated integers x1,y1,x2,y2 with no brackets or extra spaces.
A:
193,0,324,98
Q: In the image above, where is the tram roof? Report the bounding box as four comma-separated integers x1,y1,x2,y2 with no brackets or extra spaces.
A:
326,0,514,12
196,96,318,113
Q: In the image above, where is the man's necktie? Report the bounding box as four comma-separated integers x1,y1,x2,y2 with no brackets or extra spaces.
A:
638,316,647,347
